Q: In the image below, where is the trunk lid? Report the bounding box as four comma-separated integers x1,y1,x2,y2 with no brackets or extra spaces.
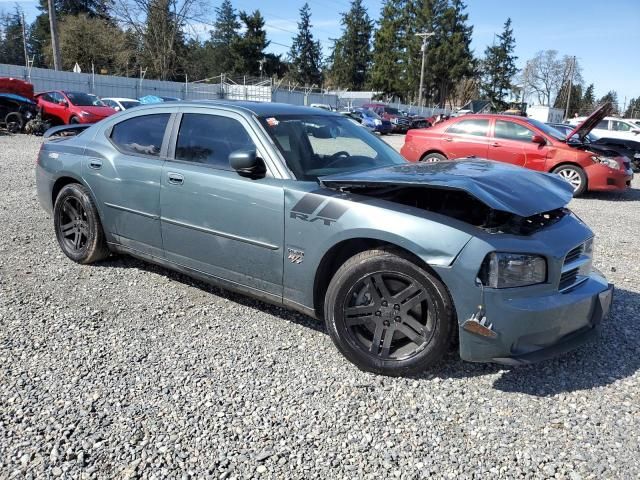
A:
319,159,574,218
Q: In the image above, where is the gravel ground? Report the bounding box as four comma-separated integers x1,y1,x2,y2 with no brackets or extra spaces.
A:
1,133,639,479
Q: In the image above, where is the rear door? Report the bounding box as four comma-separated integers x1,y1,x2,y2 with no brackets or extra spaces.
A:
159,108,285,296
487,119,548,170
441,118,490,159
83,111,173,257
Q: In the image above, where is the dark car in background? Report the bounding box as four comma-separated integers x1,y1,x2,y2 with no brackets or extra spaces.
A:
549,123,640,172
0,93,38,133
36,91,116,125
342,108,392,134
362,103,411,133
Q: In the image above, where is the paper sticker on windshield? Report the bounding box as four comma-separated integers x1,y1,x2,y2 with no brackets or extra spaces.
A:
266,117,279,127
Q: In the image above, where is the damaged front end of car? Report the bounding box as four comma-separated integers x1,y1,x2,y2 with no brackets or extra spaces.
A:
320,159,613,364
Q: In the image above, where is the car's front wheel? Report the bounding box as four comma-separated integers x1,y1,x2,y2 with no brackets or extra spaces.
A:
53,183,110,264
552,164,587,196
324,248,454,376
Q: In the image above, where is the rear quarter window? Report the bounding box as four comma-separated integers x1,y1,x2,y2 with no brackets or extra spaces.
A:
110,114,170,157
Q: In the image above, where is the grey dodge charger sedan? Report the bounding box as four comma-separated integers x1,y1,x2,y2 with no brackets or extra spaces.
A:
36,101,613,376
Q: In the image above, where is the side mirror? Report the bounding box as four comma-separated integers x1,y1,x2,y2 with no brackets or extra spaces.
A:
58,100,68,107
531,134,546,145
229,149,266,178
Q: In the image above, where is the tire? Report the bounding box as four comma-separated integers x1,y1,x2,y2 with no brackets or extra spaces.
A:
324,248,454,376
420,152,446,163
53,183,110,264
552,164,587,196
5,112,23,133
69,116,80,124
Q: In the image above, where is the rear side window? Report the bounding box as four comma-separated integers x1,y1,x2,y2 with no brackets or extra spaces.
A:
110,114,170,157
175,113,255,169
446,119,489,136
494,120,535,142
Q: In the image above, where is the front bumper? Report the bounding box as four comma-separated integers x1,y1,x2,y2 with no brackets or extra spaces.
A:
586,163,633,191
458,272,612,364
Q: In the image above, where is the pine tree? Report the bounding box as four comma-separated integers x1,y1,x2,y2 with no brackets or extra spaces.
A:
207,0,240,74
328,0,373,90
370,0,408,98
142,0,187,80
0,9,27,66
625,97,640,118
598,91,619,114
231,10,269,77
480,18,517,111
580,83,595,114
288,3,322,86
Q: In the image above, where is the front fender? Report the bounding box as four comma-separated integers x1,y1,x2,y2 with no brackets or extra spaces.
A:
282,187,473,311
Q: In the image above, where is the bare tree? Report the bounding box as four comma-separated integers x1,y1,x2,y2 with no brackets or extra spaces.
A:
521,50,581,106
114,0,205,80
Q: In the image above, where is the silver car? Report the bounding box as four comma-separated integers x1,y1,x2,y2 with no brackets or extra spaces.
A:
36,101,613,376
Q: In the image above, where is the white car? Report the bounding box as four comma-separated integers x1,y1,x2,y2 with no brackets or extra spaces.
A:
624,118,640,127
101,97,140,111
569,116,640,140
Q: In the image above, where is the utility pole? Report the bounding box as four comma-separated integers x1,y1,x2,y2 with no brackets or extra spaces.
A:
47,0,62,70
564,56,575,120
416,32,434,107
20,10,29,68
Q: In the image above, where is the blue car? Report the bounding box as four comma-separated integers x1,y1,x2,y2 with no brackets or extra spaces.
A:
343,108,393,135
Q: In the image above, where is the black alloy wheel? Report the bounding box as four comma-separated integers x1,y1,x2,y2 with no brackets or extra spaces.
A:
343,272,435,361
57,196,90,252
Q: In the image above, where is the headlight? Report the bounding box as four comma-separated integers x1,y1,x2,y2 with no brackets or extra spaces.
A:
591,155,619,169
374,119,382,126
479,252,547,288
634,153,640,159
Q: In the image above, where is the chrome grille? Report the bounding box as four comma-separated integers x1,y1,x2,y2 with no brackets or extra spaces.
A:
559,240,593,292
559,268,579,290
564,245,584,265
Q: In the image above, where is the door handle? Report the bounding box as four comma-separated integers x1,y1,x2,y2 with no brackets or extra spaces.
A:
88,159,102,169
167,172,184,185
491,142,500,147
444,137,453,142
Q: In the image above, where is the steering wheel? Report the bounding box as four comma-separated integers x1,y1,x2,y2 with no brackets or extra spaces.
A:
325,151,351,168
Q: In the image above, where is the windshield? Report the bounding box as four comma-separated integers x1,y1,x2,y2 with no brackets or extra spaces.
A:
525,118,566,141
120,100,140,109
360,109,382,120
259,114,406,181
384,106,400,115
65,92,105,107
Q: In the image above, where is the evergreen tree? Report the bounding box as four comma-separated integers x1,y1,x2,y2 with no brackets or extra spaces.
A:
288,3,322,86
230,10,269,77
480,18,517,110
328,0,373,90
370,0,408,98
553,82,582,117
142,0,187,80
207,0,240,75
0,9,27,66
624,97,640,118
580,83,595,114
598,90,619,114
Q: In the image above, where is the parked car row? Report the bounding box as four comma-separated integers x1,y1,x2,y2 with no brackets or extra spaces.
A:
400,104,633,196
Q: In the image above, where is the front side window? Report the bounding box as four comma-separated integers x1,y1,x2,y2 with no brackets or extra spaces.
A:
111,113,170,157
64,91,105,107
494,120,535,142
175,114,255,169
596,120,609,130
611,121,632,132
446,119,490,137
259,114,405,181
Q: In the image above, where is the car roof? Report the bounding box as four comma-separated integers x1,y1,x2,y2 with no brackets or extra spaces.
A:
449,113,530,121
122,100,340,117
104,97,139,102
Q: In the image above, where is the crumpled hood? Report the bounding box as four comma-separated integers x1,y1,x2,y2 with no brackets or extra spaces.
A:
319,159,574,218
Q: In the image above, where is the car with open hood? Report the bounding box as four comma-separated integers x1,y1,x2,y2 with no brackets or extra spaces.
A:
36,101,613,376
36,90,116,125
400,104,633,196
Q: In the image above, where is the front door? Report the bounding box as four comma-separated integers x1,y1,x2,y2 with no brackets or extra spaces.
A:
487,119,548,170
83,112,173,257
159,109,285,297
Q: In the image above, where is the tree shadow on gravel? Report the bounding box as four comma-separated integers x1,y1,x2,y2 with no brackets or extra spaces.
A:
490,287,640,397
580,187,640,202
97,255,326,334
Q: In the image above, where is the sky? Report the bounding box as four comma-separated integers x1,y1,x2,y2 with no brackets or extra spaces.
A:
4,0,639,107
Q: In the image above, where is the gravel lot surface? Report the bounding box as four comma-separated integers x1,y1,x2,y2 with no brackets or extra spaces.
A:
1,133,639,479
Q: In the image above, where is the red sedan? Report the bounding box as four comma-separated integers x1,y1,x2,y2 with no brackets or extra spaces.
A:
400,106,633,196
36,90,116,125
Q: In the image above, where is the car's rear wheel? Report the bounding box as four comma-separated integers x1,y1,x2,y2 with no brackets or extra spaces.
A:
324,248,454,376
54,183,110,264
5,112,24,133
420,152,446,163
552,164,587,196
